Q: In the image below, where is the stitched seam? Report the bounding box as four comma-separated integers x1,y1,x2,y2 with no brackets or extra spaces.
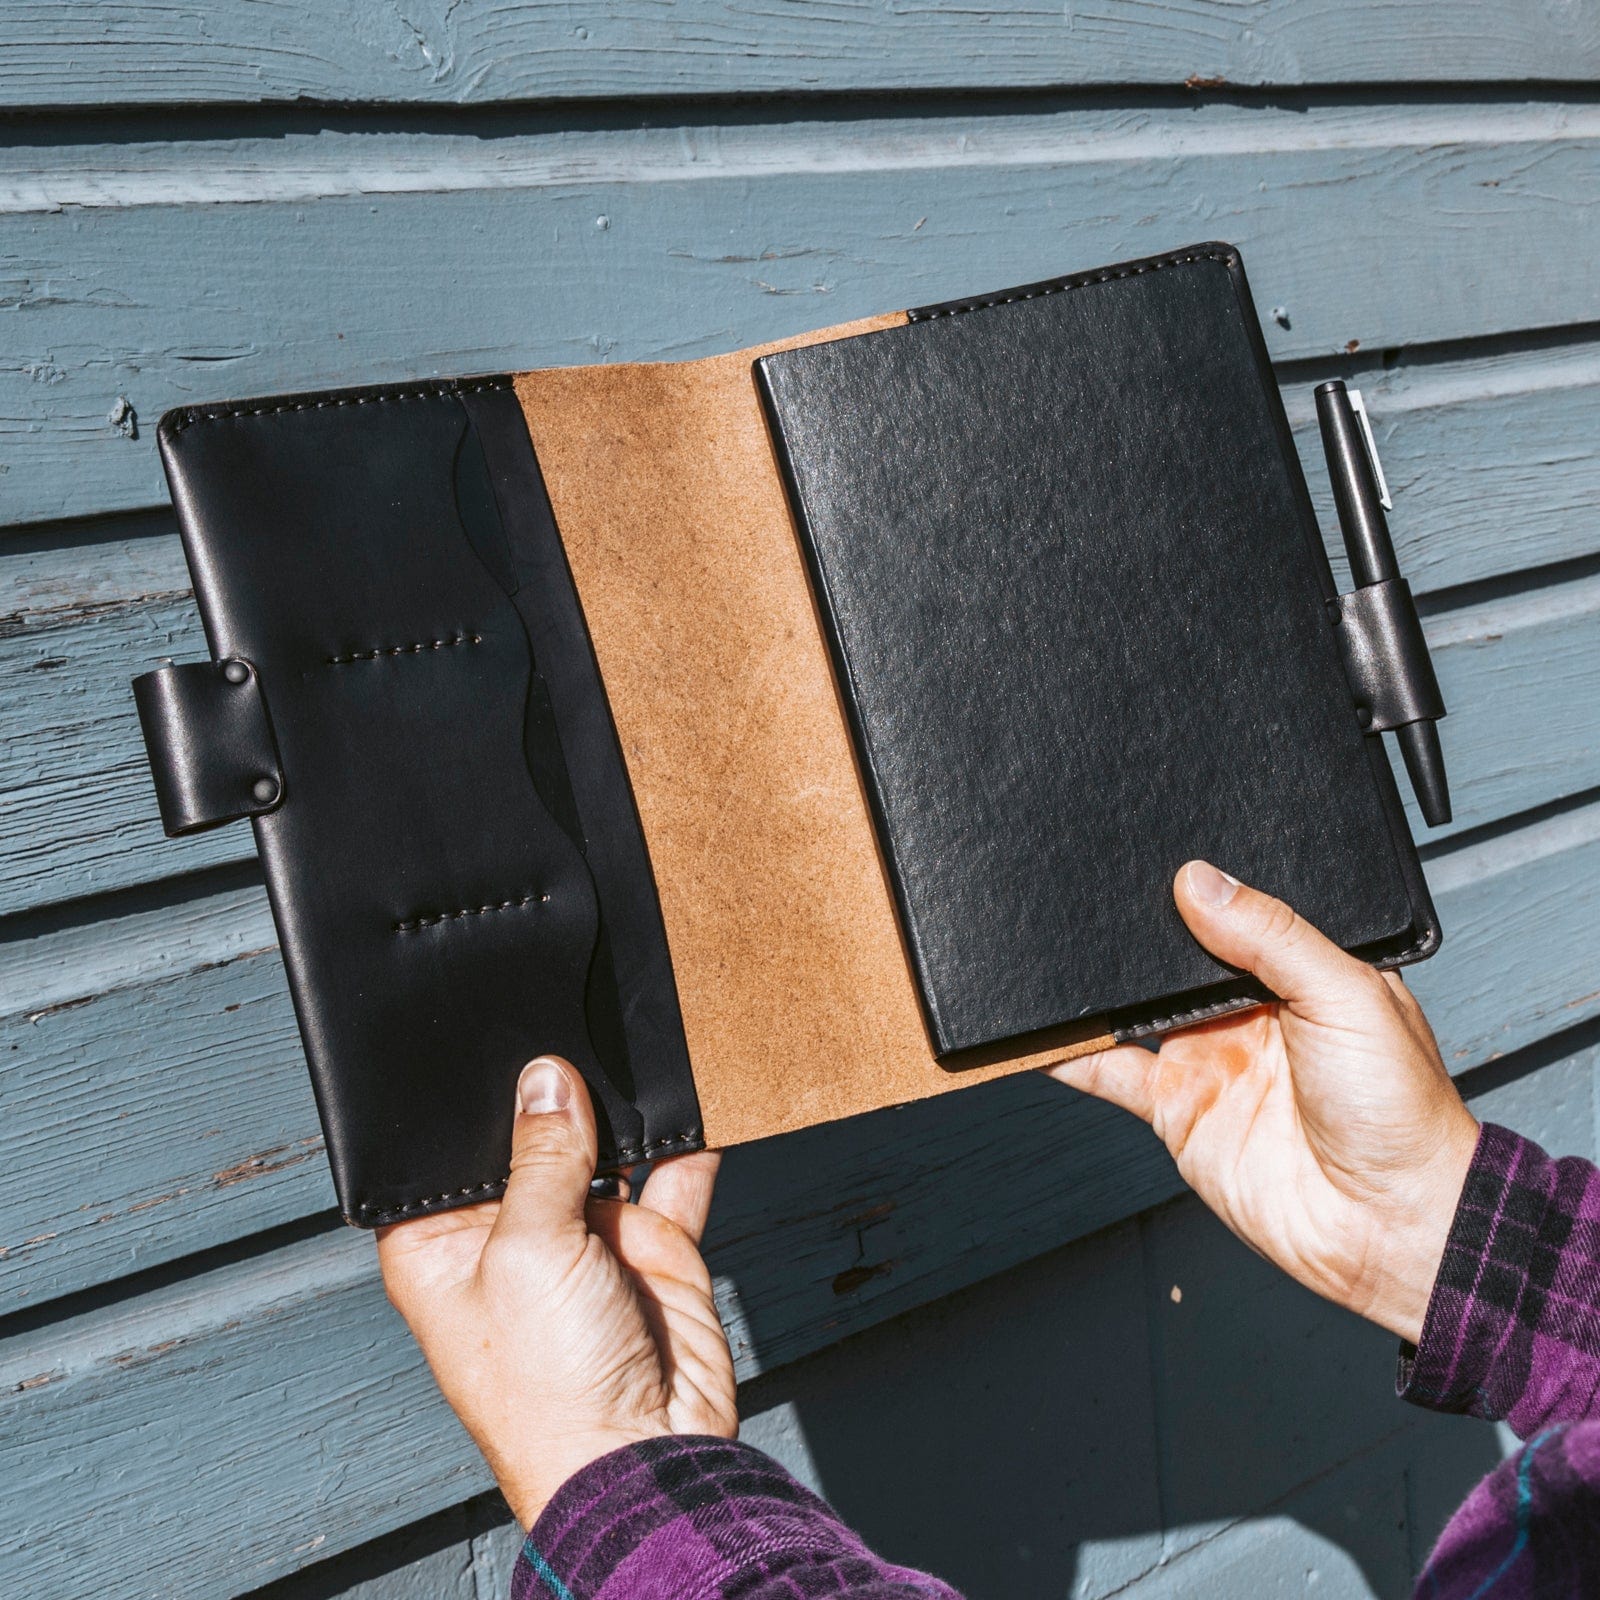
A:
328,631,482,666
911,247,1237,321
165,378,511,433
1123,928,1433,1037
348,1131,706,1221
394,892,549,933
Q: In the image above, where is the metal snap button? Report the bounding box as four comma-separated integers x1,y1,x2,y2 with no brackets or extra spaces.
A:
252,777,279,805
224,660,250,684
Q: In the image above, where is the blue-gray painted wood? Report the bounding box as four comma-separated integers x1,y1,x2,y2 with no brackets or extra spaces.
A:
750,1249,1446,1600
6,102,1599,524
1401,573,1600,841
4,0,1597,108
1407,799,1600,1067
247,1499,522,1600
0,585,227,913
1289,338,1600,596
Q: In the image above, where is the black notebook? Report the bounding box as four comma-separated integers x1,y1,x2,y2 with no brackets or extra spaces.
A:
755,251,1436,1055
134,243,1443,1224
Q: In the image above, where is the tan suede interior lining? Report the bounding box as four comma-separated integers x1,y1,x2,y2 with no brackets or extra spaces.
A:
514,314,1114,1151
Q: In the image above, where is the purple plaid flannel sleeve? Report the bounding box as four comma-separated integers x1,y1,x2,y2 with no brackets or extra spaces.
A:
509,1123,1600,1600
1403,1123,1600,1594
511,1435,963,1600
1401,1122,1600,1437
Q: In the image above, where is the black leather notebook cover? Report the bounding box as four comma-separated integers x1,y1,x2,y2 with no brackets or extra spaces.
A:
152,384,701,1223
134,242,1441,1224
755,249,1436,1056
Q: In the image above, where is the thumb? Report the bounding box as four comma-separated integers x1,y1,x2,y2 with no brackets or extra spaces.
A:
1174,859,1376,1016
492,1055,599,1243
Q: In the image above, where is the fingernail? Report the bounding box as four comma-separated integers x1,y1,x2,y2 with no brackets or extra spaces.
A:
1186,860,1240,908
517,1057,571,1115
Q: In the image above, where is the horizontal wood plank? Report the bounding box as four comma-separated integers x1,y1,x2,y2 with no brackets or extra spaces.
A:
1398,573,1600,842
0,585,239,911
1411,801,1600,1066
5,0,1599,109
5,334,1597,912
6,102,1599,524
1289,338,1600,596
4,781,1597,1314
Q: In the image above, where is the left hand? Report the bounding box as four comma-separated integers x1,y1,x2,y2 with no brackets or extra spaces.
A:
376,1055,737,1527
1048,861,1478,1345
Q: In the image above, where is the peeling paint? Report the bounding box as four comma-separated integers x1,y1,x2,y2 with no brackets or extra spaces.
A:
212,1143,321,1188
832,1259,895,1296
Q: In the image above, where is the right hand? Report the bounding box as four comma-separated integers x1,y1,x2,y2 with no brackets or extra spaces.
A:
376,1056,736,1527
1049,860,1480,1345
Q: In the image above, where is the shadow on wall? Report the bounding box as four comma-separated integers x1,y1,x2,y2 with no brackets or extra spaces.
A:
735,1190,1501,1600
248,1176,1501,1600
253,1037,1588,1600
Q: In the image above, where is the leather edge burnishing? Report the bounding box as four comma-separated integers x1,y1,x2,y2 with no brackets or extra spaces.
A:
905,242,1241,324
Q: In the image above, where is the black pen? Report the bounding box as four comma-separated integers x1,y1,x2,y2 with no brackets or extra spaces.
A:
1315,379,1452,828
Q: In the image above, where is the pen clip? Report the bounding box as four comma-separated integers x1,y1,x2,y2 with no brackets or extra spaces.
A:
1314,378,1451,829
1346,389,1393,511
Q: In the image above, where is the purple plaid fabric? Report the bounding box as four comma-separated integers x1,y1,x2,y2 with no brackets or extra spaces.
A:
1404,1122,1600,1595
1401,1122,1600,1433
511,1124,1600,1599
512,1434,960,1599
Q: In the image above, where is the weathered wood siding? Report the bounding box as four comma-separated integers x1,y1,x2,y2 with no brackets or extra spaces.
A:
2,5,1596,1596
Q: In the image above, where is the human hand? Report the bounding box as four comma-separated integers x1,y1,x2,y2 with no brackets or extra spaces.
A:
376,1056,736,1527
1050,861,1479,1345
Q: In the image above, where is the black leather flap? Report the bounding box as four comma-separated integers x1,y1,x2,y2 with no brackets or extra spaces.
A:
133,659,284,836
1332,578,1446,733
151,379,700,1222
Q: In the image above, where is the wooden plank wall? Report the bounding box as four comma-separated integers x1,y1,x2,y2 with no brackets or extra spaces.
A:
3,5,1598,1596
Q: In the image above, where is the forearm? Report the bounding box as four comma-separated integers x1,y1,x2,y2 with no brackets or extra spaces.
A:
1401,1123,1600,1438
512,1436,964,1600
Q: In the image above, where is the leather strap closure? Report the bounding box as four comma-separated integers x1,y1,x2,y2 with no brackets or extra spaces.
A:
132,659,284,836
1330,578,1445,734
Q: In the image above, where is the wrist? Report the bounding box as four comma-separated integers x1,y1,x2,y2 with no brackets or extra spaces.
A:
1363,1114,1480,1345
498,1424,673,1529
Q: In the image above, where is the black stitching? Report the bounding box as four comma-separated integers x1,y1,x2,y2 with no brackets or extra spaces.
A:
1122,991,1266,1036
347,1131,707,1222
394,892,550,934
328,631,482,666
164,378,511,433
1121,925,1434,1038
911,248,1238,322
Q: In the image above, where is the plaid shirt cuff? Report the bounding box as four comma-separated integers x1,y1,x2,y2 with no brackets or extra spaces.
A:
512,1435,963,1600
1400,1122,1600,1438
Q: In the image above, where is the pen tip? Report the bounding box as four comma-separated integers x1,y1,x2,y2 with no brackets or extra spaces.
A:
1398,721,1452,828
